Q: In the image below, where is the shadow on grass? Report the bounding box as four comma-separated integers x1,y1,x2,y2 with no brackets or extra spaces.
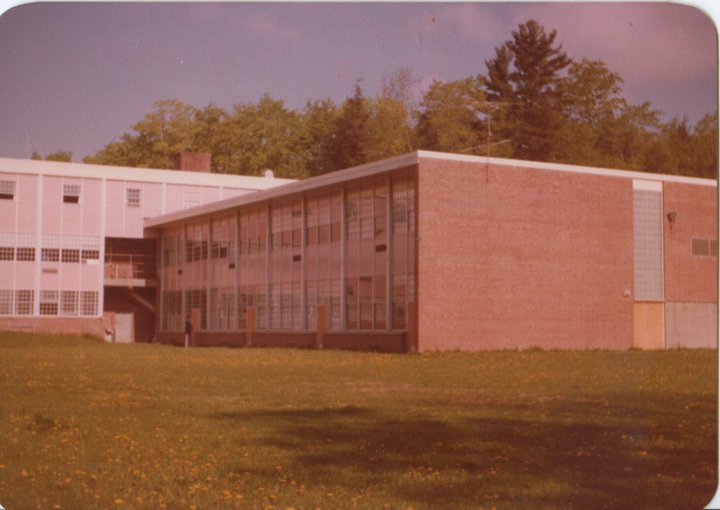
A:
214,399,716,509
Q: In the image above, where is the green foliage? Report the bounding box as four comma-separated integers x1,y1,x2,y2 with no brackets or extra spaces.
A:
32,150,73,162
218,95,308,178
328,81,373,170
416,77,486,154
485,19,571,161
301,98,340,176
0,333,715,509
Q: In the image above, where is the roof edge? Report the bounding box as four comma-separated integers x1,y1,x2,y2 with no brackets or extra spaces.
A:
0,157,295,189
416,150,717,187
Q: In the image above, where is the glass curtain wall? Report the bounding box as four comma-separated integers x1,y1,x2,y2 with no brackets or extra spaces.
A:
159,173,415,333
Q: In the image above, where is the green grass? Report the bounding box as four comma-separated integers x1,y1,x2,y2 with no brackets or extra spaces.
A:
0,332,716,510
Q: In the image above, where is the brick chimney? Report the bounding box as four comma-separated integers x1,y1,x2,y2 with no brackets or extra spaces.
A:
175,152,211,173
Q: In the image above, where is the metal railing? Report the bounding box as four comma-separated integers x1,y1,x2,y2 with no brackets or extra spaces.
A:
104,253,155,280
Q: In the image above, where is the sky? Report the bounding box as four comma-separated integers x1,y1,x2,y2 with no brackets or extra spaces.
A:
0,1,717,162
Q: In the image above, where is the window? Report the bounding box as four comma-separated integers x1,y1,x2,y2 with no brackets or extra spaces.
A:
81,249,100,263
0,289,12,315
0,247,14,261
80,291,98,316
61,249,80,263
41,248,60,262
0,180,16,200
63,184,81,204
14,290,33,315
39,290,59,315
126,188,142,208
692,238,718,258
17,247,35,261
60,291,78,316
183,190,201,209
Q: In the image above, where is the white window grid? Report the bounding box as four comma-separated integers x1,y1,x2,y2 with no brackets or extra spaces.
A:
81,236,101,250
80,291,98,316
62,235,83,250
63,183,81,199
16,233,35,246
0,289,12,315
42,234,62,249
39,290,59,315
60,291,79,316
0,232,15,247
183,190,201,209
0,180,16,196
126,187,142,208
14,290,33,315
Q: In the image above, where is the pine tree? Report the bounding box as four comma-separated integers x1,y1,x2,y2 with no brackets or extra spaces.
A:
484,20,571,161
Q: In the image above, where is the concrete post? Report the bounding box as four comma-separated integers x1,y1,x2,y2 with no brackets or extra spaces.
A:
316,303,326,349
406,301,418,353
246,305,256,347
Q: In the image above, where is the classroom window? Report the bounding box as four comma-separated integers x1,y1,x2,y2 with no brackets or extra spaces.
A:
17,247,35,261
0,180,16,200
126,188,142,208
80,291,99,316
63,184,81,203
14,290,33,315
39,290,59,315
41,248,60,262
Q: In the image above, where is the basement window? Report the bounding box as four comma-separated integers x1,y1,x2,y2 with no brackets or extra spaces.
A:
0,180,16,200
63,184,81,204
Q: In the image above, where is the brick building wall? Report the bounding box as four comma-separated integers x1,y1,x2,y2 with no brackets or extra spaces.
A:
663,182,717,348
416,157,635,351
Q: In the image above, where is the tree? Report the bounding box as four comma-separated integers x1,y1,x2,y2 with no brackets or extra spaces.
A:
32,150,72,162
301,98,340,177
328,82,372,171
555,59,629,166
484,20,571,161
221,95,308,178
690,112,718,178
416,77,486,154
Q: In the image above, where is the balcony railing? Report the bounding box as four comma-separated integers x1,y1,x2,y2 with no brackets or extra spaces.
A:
104,253,156,284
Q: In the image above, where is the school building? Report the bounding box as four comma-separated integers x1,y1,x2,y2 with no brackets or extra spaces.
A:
143,151,717,352
0,154,292,342
0,150,715,351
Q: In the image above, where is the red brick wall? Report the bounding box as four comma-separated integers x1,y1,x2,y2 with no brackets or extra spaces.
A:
663,182,717,303
416,158,635,351
0,317,105,339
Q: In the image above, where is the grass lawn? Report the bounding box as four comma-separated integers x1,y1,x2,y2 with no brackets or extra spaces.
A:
0,332,716,509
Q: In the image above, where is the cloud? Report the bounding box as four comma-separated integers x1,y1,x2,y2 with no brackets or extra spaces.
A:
402,4,509,47
237,11,304,44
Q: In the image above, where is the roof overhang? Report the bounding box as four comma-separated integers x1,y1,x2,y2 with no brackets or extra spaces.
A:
143,150,717,230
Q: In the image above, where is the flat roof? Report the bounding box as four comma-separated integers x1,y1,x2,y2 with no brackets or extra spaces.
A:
144,150,717,229
0,157,294,190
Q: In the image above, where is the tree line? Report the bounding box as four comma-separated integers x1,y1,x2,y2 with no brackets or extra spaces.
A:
75,20,715,179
